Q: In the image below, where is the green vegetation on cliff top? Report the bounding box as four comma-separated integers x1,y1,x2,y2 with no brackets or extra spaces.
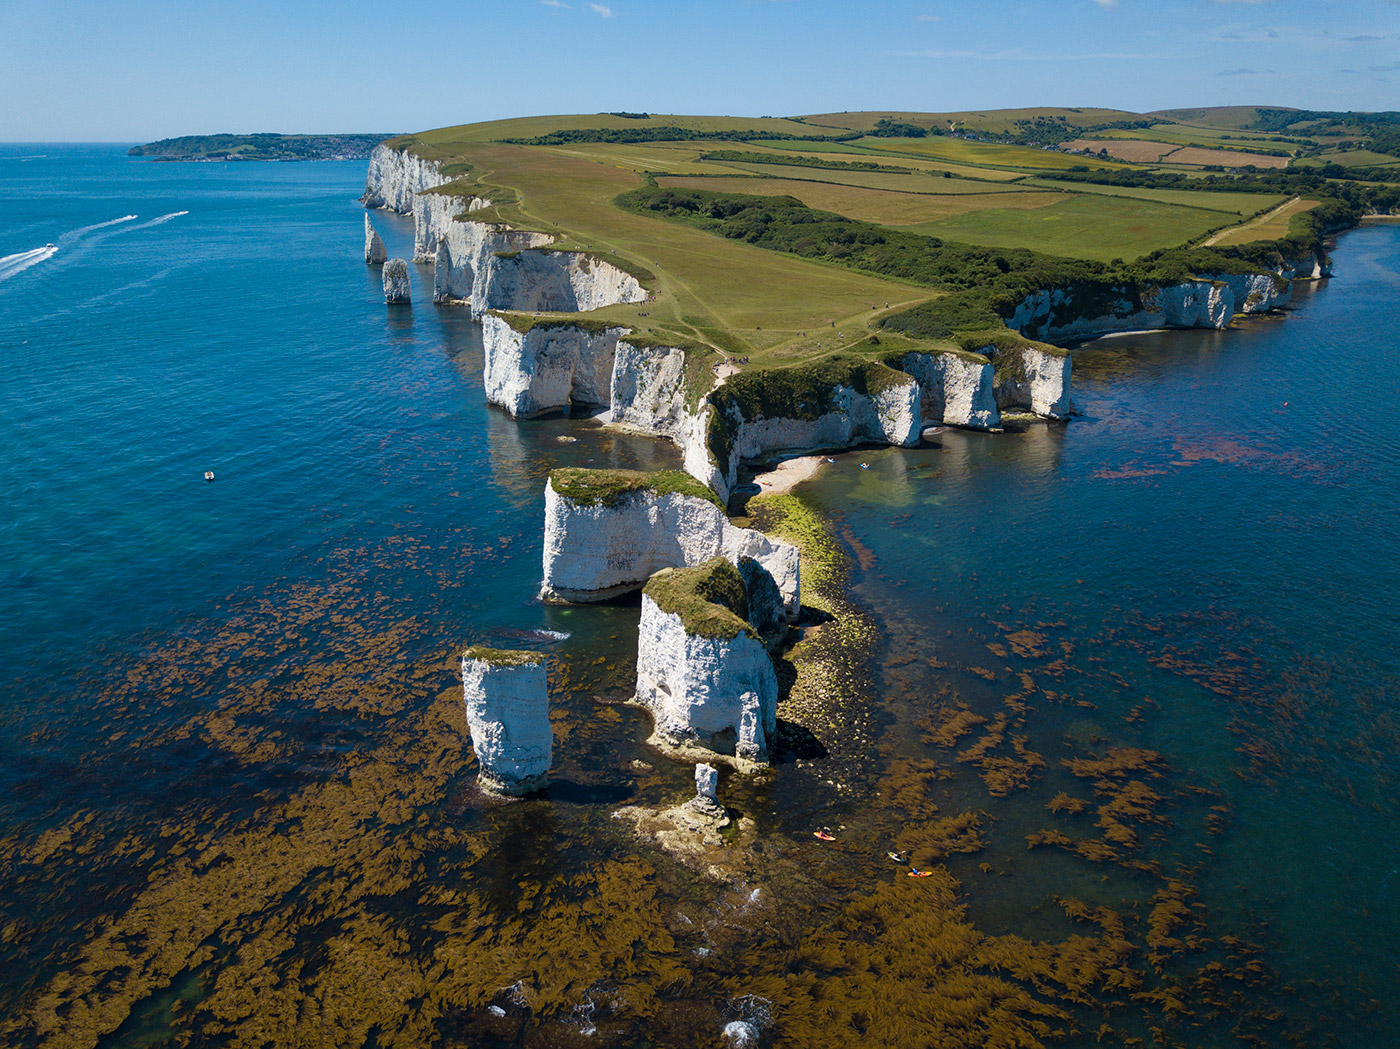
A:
549,467,722,510
130,133,390,161
463,646,546,667
643,558,755,641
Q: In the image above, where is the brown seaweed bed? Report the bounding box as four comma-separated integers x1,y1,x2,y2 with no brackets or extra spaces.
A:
0,481,1348,1049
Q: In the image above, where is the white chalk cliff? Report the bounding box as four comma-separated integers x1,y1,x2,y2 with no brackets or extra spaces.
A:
898,349,1000,429
364,214,386,265
482,315,627,417
634,561,779,762
541,471,800,616
461,648,552,795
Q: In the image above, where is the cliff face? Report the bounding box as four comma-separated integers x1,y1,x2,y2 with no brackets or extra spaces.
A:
713,373,921,496
608,340,726,498
1009,280,1234,343
983,343,1074,418
540,475,800,616
482,316,627,417
476,250,646,316
634,562,779,762
362,144,445,213
898,350,999,429
461,649,552,795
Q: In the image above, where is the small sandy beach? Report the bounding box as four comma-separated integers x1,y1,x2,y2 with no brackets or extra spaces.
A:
751,454,827,495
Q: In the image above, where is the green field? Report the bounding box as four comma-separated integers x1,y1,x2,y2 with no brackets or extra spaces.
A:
386,108,1388,372
906,194,1235,262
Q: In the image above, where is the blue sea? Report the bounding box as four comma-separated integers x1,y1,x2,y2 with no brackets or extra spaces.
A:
1,143,1396,1047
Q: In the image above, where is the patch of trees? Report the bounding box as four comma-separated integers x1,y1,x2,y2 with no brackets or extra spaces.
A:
869,118,937,138
698,150,915,175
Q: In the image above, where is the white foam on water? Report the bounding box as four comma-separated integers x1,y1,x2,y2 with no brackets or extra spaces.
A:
60,215,138,243
127,211,189,231
0,246,58,282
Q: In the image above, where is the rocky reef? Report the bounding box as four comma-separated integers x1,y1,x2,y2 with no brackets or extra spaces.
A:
634,559,779,762
364,215,386,266
382,259,410,305
461,647,552,795
541,467,799,616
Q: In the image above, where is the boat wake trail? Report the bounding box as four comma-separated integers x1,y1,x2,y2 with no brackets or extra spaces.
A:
0,215,142,284
127,211,189,231
60,215,139,243
0,246,59,282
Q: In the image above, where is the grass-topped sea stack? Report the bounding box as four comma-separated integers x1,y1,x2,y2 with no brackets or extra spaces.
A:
461,647,551,795
541,467,800,613
635,557,779,764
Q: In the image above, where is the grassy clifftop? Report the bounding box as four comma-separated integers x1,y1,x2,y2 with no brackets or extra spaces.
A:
643,558,754,641
549,467,723,510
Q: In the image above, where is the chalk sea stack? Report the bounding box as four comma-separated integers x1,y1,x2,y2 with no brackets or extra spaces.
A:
364,214,386,265
382,258,410,304
461,647,552,795
635,558,779,763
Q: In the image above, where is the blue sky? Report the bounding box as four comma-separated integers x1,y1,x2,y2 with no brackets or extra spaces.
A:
2,0,1396,140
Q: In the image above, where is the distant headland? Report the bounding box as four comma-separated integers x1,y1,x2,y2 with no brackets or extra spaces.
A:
128,133,396,162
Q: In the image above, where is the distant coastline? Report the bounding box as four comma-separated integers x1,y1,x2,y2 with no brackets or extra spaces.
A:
128,133,393,162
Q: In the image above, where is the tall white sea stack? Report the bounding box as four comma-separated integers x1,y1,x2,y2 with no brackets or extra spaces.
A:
635,559,779,763
383,258,411,304
364,214,387,265
461,647,552,795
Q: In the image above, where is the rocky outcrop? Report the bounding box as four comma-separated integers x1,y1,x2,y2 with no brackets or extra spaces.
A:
362,143,445,213
897,349,999,429
383,259,411,304
475,249,647,317
541,468,800,616
736,557,787,649
461,647,552,795
364,214,386,265
1217,271,1290,314
482,315,627,417
634,559,779,762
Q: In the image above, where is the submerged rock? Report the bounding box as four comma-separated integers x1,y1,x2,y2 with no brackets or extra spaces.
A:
635,559,779,763
364,214,387,265
382,259,411,305
461,647,551,795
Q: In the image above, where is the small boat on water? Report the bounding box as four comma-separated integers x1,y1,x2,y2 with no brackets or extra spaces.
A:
44,243,55,250
204,471,215,482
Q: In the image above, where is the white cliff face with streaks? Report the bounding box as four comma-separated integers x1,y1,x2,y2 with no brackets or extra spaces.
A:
634,587,778,762
541,478,800,616
987,344,1074,418
475,249,647,317
461,650,552,795
1008,280,1235,343
364,214,386,265
898,350,1000,429
362,144,445,213
482,315,627,417
608,340,727,499
1217,272,1291,313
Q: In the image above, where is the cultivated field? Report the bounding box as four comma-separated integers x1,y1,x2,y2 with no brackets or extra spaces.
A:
1066,139,1291,169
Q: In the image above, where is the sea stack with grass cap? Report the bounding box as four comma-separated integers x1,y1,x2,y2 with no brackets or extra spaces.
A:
383,258,411,304
461,647,551,795
635,558,778,763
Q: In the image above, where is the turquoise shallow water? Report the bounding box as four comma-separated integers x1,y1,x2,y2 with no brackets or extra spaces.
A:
1,145,1397,1046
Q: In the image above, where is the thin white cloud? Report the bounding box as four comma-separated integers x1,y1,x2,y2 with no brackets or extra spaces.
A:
589,2,614,15
1094,0,1118,9
540,0,568,7
915,13,941,21
1218,67,1275,75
